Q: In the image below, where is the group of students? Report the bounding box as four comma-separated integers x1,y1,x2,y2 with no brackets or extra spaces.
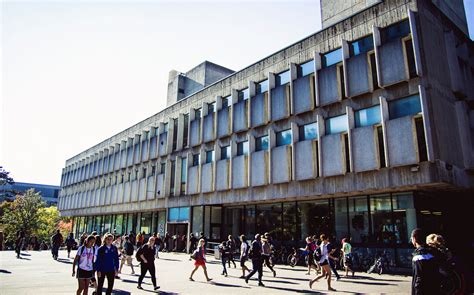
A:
71,231,162,295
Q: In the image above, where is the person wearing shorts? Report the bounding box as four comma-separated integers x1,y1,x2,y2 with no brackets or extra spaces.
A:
72,235,96,295
119,236,135,275
309,234,336,292
239,235,250,278
189,239,212,282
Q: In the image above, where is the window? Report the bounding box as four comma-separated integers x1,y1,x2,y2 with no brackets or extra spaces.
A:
207,102,216,114
354,105,381,128
151,166,156,176
238,88,249,101
381,20,410,43
349,196,370,243
168,207,190,222
404,38,417,79
325,114,348,135
299,122,318,141
172,118,178,151
142,168,147,178
205,150,214,163
369,52,379,90
388,94,421,119
222,95,231,108
220,145,230,160
236,140,249,156
275,70,290,86
276,129,292,146
192,154,200,166
170,160,176,196
163,123,168,132
415,117,428,162
183,113,189,147
256,80,269,94
181,158,187,194
322,48,342,68
377,126,386,168
297,60,314,78
160,162,166,174
255,135,269,151
178,88,185,94
194,108,202,120
350,35,374,56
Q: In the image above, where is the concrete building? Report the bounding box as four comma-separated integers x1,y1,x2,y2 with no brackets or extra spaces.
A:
58,0,473,267
1,182,60,206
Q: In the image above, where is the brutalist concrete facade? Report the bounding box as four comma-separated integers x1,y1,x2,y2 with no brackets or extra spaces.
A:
59,0,473,263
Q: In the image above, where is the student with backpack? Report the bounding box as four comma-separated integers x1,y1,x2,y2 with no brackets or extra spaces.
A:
245,234,265,287
136,236,160,290
72,235,96,295
118,235,135,275
218,240,229,276
95,233,120,295
239,235,251,278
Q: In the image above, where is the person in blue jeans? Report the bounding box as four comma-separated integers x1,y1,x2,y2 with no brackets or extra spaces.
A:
327,240,341,281
95,233,120,295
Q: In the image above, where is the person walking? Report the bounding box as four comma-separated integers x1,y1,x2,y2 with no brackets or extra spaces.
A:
72,235,96,295
189,238,212,282
261,234,276,277
51,229,64,260
66,233,76,258
154,233,162,259
189,234,197,254
305,236,318,275
309,234,336,291
136,236,160,290
245,234,265,287
218,240,229,276
327,238,341,281
80,233,87,247
15,230,25,259
118,235,135,275
136,232,144,248
341,238,355,277
411,228,440,294
239,235,251,278
95,233,120,295
226,235,237,268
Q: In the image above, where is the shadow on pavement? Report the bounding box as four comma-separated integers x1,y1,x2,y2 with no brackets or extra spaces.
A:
20,253,32,256
57,258,73,264
210,281,250,288
111,289,131,295
276,276,313,282
157,258,182,262
264,285,321,294
350,275,406,282
0,269,12,274
262,278,299,285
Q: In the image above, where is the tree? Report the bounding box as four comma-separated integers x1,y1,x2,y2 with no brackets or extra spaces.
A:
0,166,14,185
36,206,72,242
1,189,45,241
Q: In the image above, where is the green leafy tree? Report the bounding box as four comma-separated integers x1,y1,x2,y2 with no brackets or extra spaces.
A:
1,189,45,241
0,166,14,185
36,206,72,242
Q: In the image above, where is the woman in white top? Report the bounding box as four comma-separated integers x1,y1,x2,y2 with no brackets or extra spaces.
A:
239,235,250,278
309,234,336,291
72,235,96,295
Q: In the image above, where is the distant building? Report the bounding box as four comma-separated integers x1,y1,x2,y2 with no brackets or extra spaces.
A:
59,0,474,268
1,182,60,206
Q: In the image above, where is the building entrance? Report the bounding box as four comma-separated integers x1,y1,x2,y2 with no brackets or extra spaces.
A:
167,223,188,252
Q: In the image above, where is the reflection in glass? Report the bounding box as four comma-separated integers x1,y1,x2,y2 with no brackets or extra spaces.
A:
355,105,381,128
299,200,332,240
276,70,290,86
350,35,374,56
221,145,230,160
255,135,269,151
388,94,421,119
349,197,369,243
245,206,256,239
192,206,203,237
237,141,249,156
299,122,318,141
257,80,269,94
276,129,292,146
140,212,152,235
370,194,394,243
335,198,349,241
325,114,348,135
322,48,342,68
298,60,314,77
257,203,282,240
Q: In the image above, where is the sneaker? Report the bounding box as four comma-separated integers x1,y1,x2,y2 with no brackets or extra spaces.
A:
206,278,213,282
131,271,135,275
189,277,194,281
273,270,276,277
154,286,160,290
336,277,340,281
245,277,249,284
239,276,245,279
137,285,143,290
328,287,336,291
258,282,265,287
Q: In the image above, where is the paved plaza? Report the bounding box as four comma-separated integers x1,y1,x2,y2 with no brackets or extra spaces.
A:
0,250,411,294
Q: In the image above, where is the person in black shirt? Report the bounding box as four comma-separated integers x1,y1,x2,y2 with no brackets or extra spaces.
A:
245,234,264,287
226,235,237,268
137,237,160,291
189,234,197,254
119,236,135,275
411,228,440,295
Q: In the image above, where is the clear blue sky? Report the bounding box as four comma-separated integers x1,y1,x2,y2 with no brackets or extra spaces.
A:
1,0,473,185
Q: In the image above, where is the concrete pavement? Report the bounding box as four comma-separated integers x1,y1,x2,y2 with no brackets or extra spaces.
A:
0,250,411,294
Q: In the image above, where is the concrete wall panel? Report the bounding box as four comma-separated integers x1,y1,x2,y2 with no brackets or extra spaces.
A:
217,109,231,138
232,155,248,188
293,76,314,114
138,178,146,201
233,100,248,133
251,93,268,127
352,126,379,172
295,140,317,180
216,160,230,191
318,65,340,106
156,174,164,198
386,116,418,167
190,119,201,147
321,134,345,177
271,145,291,183
203,113,215,143
379,40,407,86
347,54,371,97
158,133,168,156
251,151,268,186
117,184,124,203
131,180,138,202
201,163,214,193
187,166,200,195
271,85,290,121
146,176,155,200
123,182,131,203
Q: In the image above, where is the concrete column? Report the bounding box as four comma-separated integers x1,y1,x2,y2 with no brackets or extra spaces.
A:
408,9,423,77
346,106,355,173
290,63,297,116
341,38,350,97
176,114,184,151
373,25,382,89
317,115,325,177
379,96,390,167
314,51,322,106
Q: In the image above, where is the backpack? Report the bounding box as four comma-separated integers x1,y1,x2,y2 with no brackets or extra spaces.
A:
135,245,145,262
314,247,322,261
124,241,134,256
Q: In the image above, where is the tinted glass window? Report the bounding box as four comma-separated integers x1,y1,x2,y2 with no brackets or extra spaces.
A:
192,154,200,166
297,60,314,77
325,114,348,135
221,145,230,160
276,129,292,146
238,88,249,101
208,102,216,113
206,150,215,163
237,141,249,156
276,70,290,86
256,80,269,94
222,96,231,108
388,94,421,119
255,135,269,151
355,105,381,128
350,35,374,56
322,48,342,68
195,108,202,120
181,158,187,182
381,20,410,43
299,122,318,141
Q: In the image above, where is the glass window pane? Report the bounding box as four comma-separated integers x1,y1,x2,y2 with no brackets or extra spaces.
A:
192,154,200,166
257,80,269,94
355,105,381,128
325,114,348,135
178,207,190,222
388,94,422,119
299,122,318,141
298,60,314,77
370,194,395,244
276,129,292,146
282,202,297,242
276,70,290,86
181,158,187,183
244,206,256,240
206,150,214,163
208,102,216,113
256,203,283,240
322,48,342,68
299,200,332,240
221,145,230,160
349,196,369,243
222,96,231,108
140,212,152,235
335,198,349,241
238,88,249,101
237,141,249,156
255,135,269,151
168,208,179,222
381,20,410,43
392,192,416,244
192,206,203,237
350,35,374,56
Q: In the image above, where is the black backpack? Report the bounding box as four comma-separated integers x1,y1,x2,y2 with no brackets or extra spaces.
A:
135,245,145,262
124,242,134,256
